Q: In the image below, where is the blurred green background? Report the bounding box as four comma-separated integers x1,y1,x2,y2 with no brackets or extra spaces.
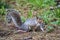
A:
0,0,60,32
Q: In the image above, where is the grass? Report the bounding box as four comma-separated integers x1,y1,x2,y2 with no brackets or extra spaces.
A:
0,0,60,31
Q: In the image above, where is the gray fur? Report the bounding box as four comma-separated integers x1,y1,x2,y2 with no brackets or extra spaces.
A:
5,9,45,32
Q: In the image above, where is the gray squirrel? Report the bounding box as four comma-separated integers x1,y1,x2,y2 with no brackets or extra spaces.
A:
5,9,45,32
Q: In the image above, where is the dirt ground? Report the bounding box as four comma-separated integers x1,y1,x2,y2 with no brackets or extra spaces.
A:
0,16,60,40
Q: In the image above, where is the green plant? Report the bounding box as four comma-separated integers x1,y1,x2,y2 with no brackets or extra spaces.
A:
0,0,10,15
54,9,60,18
27,0,55,8
27,10,33,18
50,18,60,25
21,16,26,22
0,6,5,15
46,26,54,33
40,9,54,24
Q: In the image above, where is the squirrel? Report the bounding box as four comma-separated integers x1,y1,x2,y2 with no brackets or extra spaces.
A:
5,9,45,32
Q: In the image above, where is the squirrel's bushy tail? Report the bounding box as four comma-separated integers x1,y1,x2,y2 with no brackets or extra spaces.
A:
6,9,22,28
